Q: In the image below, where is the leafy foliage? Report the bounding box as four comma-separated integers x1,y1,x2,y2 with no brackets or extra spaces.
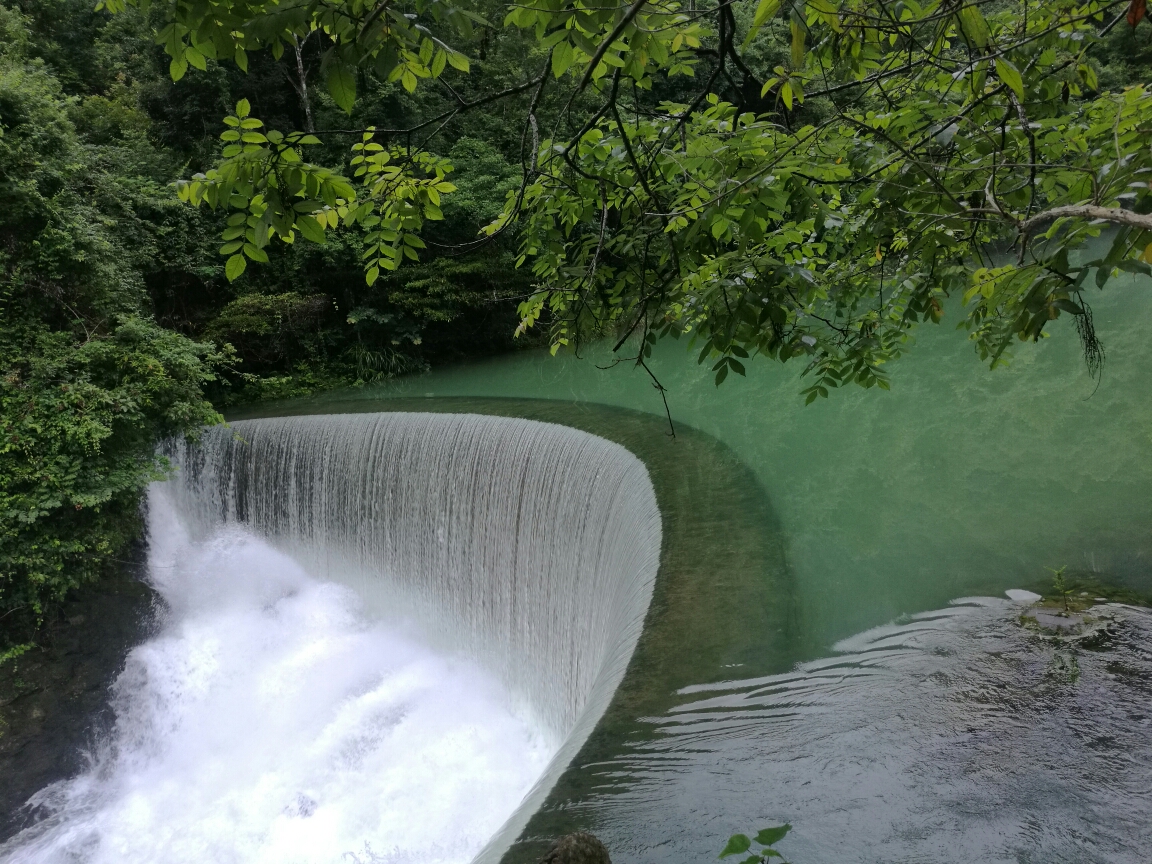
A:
109,0,1152,403
0,319,224,618
0,3,224,631
720,824,793,863
4,0,1152,638
504,0,1152,397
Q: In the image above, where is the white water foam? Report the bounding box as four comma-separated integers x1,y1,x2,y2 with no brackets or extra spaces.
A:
1,489,556,864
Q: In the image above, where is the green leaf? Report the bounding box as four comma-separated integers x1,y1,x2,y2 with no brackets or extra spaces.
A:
242,243,269,263
994,57,1024,100
431,49,447,78
328,60,357,113
754,826,791,847
552,40,575,78
235,99,251,118
720,834,750,857
185,45,207,71
225,254,247,281
744,0,782,47
1117,260,1152,277
446,51,470,72
169,56,188,81
296,215,327,244
957,5,990,48
789,18,805,70
1103,226,1132,266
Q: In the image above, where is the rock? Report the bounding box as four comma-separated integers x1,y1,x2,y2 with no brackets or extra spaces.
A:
540,832,612,864
0,569,159,842
1005,589,1042,605
1073,621,1117,650
1048,649,1080,681
1030,609,1083,631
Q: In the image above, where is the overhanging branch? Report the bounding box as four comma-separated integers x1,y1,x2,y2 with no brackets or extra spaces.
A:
1020,205,1152,236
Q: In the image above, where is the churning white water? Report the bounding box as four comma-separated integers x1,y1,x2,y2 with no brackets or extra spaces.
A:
1,490,556,864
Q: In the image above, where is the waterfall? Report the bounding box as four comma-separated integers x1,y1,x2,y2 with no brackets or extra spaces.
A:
163,412,663,861
1,496,559,864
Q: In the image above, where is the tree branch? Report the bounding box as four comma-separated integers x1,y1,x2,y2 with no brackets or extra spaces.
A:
573,0,648,97
1020,205,1152,236
315,76,545,138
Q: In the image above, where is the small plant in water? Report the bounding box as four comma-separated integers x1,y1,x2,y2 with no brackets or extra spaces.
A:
719,825,793,863
1048,565,1072,613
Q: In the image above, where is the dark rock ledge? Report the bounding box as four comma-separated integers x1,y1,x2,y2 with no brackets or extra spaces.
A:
0,568,160,842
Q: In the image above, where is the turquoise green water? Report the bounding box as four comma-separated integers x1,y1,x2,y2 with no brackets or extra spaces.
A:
288,271,1152,657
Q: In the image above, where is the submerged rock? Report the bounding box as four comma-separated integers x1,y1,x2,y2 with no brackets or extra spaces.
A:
1029,609,1084,631
1005,589,1042,605
540,832,612,864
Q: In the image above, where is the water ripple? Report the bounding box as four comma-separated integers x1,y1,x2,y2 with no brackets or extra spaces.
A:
586,599,1152,863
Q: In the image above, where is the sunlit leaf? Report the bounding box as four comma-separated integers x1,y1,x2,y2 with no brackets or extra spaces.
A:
995,57,1024,100
225,253,246,281
552,39,575,78
296,214,327,244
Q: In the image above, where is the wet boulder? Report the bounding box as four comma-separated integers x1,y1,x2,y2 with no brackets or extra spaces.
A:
541,832,612,864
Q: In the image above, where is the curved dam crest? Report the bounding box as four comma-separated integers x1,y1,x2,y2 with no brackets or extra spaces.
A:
165,411,664,862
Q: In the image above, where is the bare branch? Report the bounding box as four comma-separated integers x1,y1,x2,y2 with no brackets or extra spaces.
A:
1020,205,1152,236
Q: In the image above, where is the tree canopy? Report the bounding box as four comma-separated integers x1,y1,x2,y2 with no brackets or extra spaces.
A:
107,0,1152,397
1,0,1150,635
0,3,228,626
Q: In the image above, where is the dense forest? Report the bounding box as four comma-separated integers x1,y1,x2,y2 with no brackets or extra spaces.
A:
0,0,542,645
1,0,1151,649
